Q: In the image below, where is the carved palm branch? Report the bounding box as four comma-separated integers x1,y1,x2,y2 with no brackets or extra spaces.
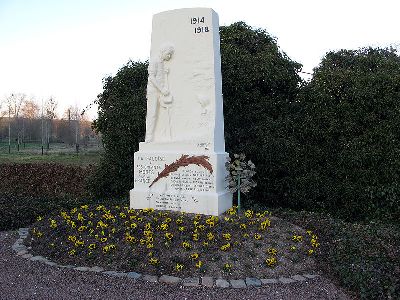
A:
149,155,213,188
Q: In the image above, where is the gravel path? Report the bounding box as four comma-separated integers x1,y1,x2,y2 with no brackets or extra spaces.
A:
0,231,352,300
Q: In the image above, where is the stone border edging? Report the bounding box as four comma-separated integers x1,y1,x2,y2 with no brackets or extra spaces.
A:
13,228,320,288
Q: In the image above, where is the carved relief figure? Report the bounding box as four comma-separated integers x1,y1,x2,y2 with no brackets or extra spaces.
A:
145,43,175,143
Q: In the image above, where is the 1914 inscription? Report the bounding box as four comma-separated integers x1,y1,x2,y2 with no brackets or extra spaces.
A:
190,16,209,34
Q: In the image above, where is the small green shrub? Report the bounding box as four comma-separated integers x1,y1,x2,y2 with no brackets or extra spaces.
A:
274,208,400,299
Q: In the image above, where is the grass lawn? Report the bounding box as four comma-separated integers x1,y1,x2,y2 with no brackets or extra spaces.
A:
0,142,102,166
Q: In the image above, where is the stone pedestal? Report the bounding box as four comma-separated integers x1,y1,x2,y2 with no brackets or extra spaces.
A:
130,8,232,215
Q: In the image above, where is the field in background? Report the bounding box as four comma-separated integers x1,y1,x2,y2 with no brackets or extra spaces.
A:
0,141,103,165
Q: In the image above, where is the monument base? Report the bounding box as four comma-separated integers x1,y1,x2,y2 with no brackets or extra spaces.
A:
130,148,232,216
130,189,232,216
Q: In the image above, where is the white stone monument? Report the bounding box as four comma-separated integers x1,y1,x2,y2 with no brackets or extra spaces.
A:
130,8,232,216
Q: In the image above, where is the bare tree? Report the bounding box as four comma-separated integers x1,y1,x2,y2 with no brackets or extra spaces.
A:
44,97,57,150
6,93,26,151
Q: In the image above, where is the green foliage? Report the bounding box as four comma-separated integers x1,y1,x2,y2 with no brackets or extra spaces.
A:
275,208,400,299
89,61,148,199
290,47,400,221
0,163,94,230
220,22,302,206
225,153,256,194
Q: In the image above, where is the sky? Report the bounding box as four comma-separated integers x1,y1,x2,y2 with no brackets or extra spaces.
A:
1,0,399,120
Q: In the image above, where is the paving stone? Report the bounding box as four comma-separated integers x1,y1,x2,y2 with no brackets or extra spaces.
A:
215,279,230,288
245,277,261,287
22,254,33,259
159,275,182,285
303,274,319,279
44,261,58,266
291,274,306,281
260,278,279,284
89,266,105,272
182,277,200,287
19,228,30,234
30,256,48,262
75,266,90,272
142,274,158,283
230,279,246,288
59,265,76,269
12,245,26,252
201,276,214,287
102,271,127,277
16,250,28,256
279,277,296,284
127,272,141,280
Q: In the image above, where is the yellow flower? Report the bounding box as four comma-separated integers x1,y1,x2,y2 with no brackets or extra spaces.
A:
292,235,303,242
223,263,232,270
260,219,271,230
311,238,320,248
80,204,89,210
68,235,77,242
240,223,247,230
308,249,315,255
220,243,231,251
290,246,297,251
49,219,57,229
70,207,77,214
265,257,277,267
78,226,87,232
143,230,153,237
227,206,237,215
176,218,184,225
130,222,138,229
222,233,231,241
254,233,262,240
149,257,159,265
88,243,96,250
77,213,84,221
160,223,169,231
147,243,154,249
192,233,199,241
165,232,173,240
75,240,84,247
203,241,209,247
190,253,199,260
100,237,107,243
244,209,254,218
207,232,215,241
178,226,186,232
267,248,278,256
145,223,151,230
36,216,43,222
195,260,203,268
182,241,192,250
175,263,184,271
164,217,172,223
68,249,76,256
243,233,249,238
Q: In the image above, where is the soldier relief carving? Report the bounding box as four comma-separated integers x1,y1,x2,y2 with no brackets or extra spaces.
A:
145,43,175,143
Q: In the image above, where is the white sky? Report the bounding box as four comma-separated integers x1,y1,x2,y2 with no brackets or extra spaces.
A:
0,0,399,120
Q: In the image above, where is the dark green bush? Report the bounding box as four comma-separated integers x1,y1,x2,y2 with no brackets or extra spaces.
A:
274,208,400,300
290,48,400,222
0,163,95,230
89,61,148,199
